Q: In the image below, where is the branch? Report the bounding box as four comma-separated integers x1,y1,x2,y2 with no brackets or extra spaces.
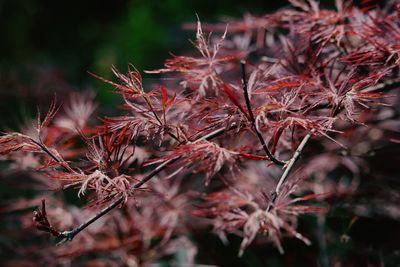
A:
267,130,314,212
240,60,286,166
29,137,72,173
33,199,62,238
54,123,238,244
56,197,123,245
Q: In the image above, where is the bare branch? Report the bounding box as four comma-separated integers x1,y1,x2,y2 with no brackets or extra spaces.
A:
267,130,314,212
240,60,286,166
56,197,123,245
29,137,72,173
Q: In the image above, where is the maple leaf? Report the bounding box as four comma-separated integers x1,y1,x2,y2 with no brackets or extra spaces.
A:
145,18,238,98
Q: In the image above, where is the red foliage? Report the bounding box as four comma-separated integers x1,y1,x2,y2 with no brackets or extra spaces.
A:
1,1,400,265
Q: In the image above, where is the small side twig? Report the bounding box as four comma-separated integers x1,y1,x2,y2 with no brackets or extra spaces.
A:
56,197,123,245
267,130,314,212
33,199,62,238
240,60,285,166
29,138,71,173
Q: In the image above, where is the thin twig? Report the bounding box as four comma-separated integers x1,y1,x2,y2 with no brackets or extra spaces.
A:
240,60,285,166
267,130,314,212
29,138,71,173
55,124,237,244
57,197,123,245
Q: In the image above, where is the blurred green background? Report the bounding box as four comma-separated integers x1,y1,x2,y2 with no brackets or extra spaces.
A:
0,0,289,129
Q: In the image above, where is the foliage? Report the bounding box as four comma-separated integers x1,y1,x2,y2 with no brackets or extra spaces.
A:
1,0,400,266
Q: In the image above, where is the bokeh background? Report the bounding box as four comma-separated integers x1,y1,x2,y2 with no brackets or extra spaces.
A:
0,0,290,127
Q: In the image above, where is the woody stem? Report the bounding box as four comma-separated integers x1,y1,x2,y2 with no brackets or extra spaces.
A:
240,60,285,166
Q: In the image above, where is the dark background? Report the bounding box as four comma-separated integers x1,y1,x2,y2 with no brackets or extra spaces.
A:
0,0,291,129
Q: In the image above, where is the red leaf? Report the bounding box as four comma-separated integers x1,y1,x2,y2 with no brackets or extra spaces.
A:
166,93,176,109
238,152,269,160
255,82,304,93
88,71,129,92
221,83,250,120
295,192,332,201
160,85,168,108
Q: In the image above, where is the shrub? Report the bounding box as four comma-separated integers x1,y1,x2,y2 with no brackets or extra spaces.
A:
1,0,400,265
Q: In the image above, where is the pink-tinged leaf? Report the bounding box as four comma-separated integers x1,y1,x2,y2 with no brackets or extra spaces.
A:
88,71,128,92
221,83,250,120
239,209,266,257
39,100,60,132
89,65,143,94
